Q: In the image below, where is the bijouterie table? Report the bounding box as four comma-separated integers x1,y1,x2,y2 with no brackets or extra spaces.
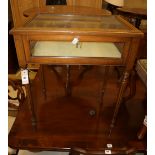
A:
9,5,144,154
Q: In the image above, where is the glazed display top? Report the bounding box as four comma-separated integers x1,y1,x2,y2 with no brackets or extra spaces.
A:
11,6,143,37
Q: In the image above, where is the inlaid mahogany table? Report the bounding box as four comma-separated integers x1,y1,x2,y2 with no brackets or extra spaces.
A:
9,5,144,154
116,7,147,28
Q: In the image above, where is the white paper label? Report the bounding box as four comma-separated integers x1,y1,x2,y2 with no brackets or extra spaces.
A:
105,150,111,154
107,144,112,148
21,69,29,84
72,37,79,45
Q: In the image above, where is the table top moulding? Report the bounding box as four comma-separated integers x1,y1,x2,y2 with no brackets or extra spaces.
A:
11,14,143,37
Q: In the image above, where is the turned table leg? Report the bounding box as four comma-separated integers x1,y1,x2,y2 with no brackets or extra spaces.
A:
98,66,110,116
40,65,47,99
65,65,72,96
24,69,37,129
109,71,130,135
25,83,37,129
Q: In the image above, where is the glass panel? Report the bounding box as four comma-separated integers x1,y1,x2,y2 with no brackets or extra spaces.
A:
30,41,123,58
26,14,128,30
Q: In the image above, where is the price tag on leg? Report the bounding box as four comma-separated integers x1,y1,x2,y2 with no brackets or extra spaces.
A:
21,69,29,84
